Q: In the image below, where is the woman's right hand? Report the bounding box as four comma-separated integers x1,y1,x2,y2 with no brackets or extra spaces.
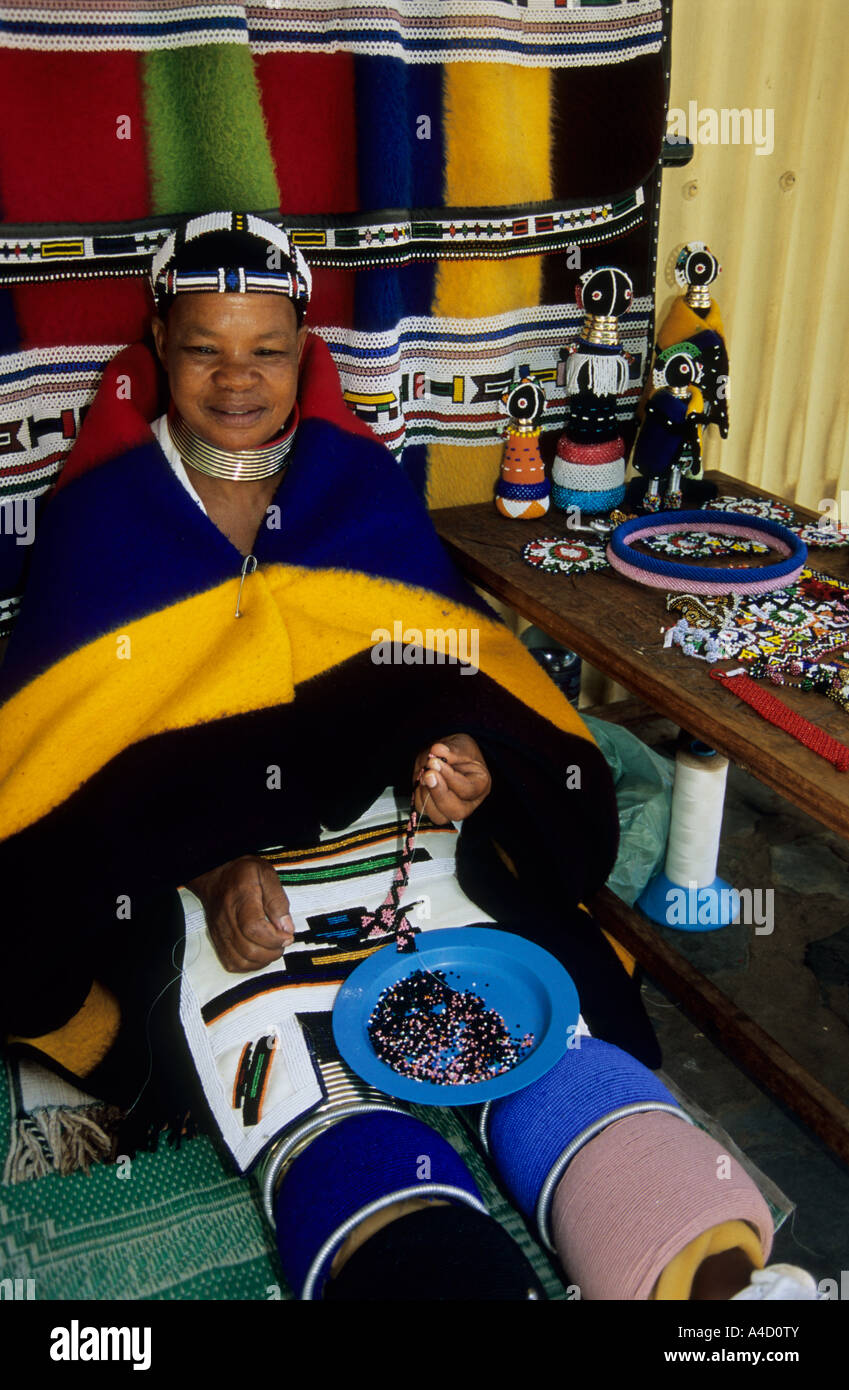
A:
186,855,294,972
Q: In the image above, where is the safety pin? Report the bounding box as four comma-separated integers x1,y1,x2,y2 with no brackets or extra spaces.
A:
235,554,257,618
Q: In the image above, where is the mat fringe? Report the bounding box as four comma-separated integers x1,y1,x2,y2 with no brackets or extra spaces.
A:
3,1104,123,1184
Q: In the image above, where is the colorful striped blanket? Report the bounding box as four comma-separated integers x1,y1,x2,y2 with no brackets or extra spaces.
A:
0,3,670,630
0,333,618,1099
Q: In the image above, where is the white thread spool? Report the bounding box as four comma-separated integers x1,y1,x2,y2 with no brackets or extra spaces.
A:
664,743,729,889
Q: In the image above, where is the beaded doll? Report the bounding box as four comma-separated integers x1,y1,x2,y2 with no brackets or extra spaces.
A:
630,242,729,509
552,266,632,515
661,241,729,441
495,378,550,519
631,342,708,510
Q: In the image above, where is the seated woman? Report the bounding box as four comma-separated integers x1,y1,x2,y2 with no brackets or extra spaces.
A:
0,210,653,1071
4,211,789,1302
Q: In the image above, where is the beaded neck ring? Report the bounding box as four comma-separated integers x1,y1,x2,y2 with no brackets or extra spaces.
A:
167,404,300,482
607,510,807,596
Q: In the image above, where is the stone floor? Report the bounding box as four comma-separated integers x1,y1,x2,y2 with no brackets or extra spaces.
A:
624,712,849,1288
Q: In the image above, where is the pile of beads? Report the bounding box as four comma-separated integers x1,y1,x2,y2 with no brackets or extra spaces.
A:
367,969,534,1086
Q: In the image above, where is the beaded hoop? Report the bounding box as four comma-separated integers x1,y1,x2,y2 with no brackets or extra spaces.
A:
606,510,807,595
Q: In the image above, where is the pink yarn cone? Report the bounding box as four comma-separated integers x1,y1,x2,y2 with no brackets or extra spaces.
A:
550,1110,773,1300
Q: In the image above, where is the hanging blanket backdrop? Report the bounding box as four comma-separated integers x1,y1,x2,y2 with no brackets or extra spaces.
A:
0,5,796,1304
0,0,670,637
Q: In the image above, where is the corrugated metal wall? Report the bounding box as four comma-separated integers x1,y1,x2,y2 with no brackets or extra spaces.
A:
658,0,849,513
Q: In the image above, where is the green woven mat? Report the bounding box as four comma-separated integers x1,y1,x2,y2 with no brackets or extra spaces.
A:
0,1062,568,1301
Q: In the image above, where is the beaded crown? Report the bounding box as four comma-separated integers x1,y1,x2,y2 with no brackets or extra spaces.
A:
149,210,312,321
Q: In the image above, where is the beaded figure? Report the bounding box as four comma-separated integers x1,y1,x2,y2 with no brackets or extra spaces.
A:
552,266,632,515
495,378,550,519
631,342,708,510
661,242,729,439
630,242,730,511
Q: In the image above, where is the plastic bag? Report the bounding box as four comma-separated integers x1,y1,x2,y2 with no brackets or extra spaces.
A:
582,715,674,906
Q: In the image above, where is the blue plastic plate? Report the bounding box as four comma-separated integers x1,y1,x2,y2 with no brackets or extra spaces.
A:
332,926,579,1105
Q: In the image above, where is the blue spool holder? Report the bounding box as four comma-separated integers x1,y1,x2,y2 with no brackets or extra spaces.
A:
637,741,740,933
637,870,740,933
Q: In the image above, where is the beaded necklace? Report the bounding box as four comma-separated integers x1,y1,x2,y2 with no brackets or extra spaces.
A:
746,650,849,713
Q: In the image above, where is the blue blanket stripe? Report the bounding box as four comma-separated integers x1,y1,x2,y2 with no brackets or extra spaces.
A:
0,415,492,700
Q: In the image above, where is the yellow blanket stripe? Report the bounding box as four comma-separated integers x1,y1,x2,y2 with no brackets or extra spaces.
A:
0,566,593,839
428,63,552,509
8,981,121,1078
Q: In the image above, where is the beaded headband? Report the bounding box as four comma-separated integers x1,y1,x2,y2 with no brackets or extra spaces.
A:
606,510,807,595
149,210,312,316
652,341,704,391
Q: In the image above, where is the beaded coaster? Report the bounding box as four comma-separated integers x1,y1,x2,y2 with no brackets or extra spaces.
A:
705,495,797,526
796,522,849,549
705,495,849,549
521,537,609,575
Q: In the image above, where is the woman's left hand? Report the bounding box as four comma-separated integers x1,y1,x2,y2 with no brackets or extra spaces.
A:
413,734,492,824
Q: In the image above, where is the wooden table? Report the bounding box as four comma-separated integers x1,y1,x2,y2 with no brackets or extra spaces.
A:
433,471,849,1164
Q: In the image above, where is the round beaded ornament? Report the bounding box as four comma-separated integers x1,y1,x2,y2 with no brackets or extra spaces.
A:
521,537,609,575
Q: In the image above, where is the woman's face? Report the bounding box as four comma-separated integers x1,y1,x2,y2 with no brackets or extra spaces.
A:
152,292,307,451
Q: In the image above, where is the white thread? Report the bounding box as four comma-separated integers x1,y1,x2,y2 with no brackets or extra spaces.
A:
124,929,203,1119
664,747,729,889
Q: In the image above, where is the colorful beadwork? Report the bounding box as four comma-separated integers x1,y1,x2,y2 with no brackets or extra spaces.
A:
705,495,796,527
607,510,807,595
643,531,769,559
709,668,849,772
367,969,535,1086
796,521,849,550
665,591,740,629
669,566,849,721
362,792,424,950
551,482,625,515
0,1,666,66
746,652,849,713
150,211,313,311
521,537,609,575
496,380,550,519
552,266,632,515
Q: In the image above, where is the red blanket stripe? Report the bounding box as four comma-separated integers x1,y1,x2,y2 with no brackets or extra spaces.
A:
0,52,151,223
